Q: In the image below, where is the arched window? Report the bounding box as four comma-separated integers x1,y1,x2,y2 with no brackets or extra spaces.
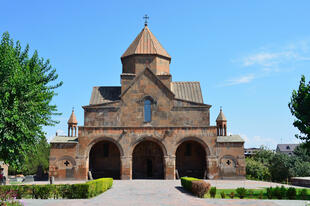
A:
144,99,152,122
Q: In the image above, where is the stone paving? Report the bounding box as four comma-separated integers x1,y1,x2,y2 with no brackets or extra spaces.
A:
22,180,309,206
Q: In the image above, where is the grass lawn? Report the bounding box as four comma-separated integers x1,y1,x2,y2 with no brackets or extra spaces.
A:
203,188,310,200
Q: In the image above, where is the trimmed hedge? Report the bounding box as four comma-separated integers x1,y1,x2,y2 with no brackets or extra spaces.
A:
191,180,211,198
181,177,210,198
0,178,113,199
181,177,199,192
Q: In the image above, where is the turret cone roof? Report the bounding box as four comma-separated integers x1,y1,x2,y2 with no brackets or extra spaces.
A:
121,25,171,59
216,108,227,121
68,109,78,124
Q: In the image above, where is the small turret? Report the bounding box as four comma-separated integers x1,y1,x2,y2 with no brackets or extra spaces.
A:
216,107,227,136
68,108,78,137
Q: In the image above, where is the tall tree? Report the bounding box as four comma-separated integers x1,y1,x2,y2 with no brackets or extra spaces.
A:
0,32,62,167
289,75,310,146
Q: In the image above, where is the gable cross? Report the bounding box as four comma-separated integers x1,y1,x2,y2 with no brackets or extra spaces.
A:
226,160,231,165
64,160,70,167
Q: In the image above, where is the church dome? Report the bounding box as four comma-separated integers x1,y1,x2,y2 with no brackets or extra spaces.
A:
121,25,171,60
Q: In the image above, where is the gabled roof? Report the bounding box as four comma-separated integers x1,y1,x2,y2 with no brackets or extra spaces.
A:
217,135,244,143
120,67,175,99
171,82,204,104
121,25,171,59
50,136,78,144
89,87,121,105
276,144,299,152
68,110,78,124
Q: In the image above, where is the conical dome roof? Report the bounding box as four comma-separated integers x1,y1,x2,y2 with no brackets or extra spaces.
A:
216,108,227,121
121,25,171,59
68,109,78,124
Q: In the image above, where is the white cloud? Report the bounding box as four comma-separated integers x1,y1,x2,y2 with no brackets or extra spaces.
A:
242,51,299,68
244,135,277,149
222,74,255,86
223,39,310,87
241,40,310,71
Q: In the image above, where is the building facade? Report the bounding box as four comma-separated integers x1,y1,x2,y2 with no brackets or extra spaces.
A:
276,144,299,156
49,24,246,180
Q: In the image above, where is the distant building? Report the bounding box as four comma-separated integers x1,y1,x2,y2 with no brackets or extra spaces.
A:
0,161,8,184
276,144,299,156
244,148,261,157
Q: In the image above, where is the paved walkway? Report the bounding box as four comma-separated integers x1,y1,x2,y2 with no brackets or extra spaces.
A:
22,180,309,206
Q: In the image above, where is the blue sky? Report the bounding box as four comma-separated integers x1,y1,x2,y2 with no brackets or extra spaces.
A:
1,1,310,149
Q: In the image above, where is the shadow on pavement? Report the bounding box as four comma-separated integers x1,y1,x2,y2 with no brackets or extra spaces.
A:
174,186,195,197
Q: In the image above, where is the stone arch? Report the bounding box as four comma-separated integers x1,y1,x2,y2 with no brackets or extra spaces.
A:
88,137,122,179
132,137,166,179
58,155,76,167
219,155,238,178
175,137,209,179
130,136,168,156
175,136,210,155
86,136,124,157
57,155,76,179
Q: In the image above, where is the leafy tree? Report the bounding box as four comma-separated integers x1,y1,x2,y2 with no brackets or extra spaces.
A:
252,146,275,165
245,158,271,181
8,137,50,175
289,75,310,146
0,32,62,167
294,143,310,162
288,157,310,177
269,153,291,182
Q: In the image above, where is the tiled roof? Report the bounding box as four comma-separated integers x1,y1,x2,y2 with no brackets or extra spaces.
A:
217,135,244,143
89,86,121,105
68,110,78,124
50,136,78,144
276,144,299,152
171,82,203,103
216,109,227,121
121,25,171,59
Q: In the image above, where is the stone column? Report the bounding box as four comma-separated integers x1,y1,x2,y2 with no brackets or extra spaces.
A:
164,155,175,180
206,155,219,179
121,156,132,180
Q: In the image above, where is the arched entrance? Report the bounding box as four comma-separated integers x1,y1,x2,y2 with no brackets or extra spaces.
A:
176,140,207,179
89,141,121,179
132,140,164,179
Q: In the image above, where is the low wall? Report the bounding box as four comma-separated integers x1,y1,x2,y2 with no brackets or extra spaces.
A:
291,177,310,187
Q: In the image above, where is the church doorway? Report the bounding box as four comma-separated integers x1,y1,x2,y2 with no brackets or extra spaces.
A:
89,141,121,179
132,140,164,179
176,140,207,179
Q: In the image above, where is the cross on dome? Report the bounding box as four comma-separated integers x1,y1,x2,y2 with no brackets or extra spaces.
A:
143,14,149,26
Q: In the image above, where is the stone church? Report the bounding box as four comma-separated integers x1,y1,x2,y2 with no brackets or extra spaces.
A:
49,22,246,180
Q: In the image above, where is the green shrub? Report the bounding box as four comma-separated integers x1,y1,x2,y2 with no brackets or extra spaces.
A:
180,177,199,192
266,187,273,199
229,191,234,199
273,186,281,199
86,177,113,198
236,187,247,199
279,186,287,199
0,177,113,199
191,180,210,198
248,189,254,198
286,187,296,200
299,189,308,200
258,191,263,199
209,187,216,198
33,185,52,199
220,191,226,198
